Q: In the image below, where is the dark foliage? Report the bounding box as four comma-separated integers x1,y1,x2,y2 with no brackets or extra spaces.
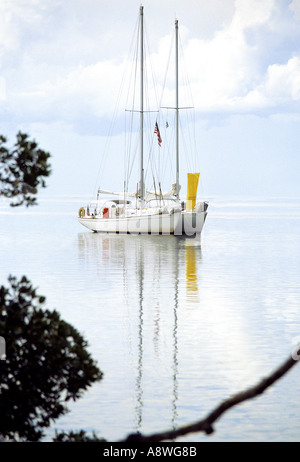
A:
0,276,103,441
0,132,51,207
53,430,105,442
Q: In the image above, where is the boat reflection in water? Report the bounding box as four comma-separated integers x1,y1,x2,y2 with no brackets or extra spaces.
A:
77,232,201,435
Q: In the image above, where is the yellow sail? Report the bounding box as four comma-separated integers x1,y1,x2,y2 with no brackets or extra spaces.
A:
186,173,200,210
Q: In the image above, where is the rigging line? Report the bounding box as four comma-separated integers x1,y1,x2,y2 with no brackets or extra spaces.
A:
126,59,139,188
151,27,179,190
139,19,162,191
126,113,138,187
143,22,174,190
144,104,159,187
144,111,159,188
158,29,175,111
145,29,175,190
93,12,140,196
158,121,175,190
126,14,159,193
125,14,141,190
146,33,174,190
125,69,135,188
180,117,193,174
145,112,167,189
144,21,178,192
143,21,163,189
161,111,175,185
178,32,199,173
126,117,139,188
127,21,140,183
145,136,155,188
154,112,167,186
146,139,160,192
179,32,195,109
144,20,160,113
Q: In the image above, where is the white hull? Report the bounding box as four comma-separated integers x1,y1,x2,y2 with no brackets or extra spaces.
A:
178,210,207,237
78,207,207,237
78,210,182,235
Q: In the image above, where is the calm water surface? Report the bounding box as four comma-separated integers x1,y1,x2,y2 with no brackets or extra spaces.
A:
1,195,300,442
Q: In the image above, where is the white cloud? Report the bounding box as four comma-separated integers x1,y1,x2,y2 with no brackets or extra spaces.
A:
169,0,300,114
0,77,6,101
228,56,300,112
1,0,300,128
264,57,300,101
1,0,300,197
39,59,128,118
289,0,300,20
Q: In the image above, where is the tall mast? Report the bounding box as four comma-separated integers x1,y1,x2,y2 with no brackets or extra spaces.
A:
175,18,180,199
140,5,144,203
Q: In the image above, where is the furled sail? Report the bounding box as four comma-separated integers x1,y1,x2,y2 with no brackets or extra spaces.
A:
145,183,181,201
186,173,200,210
98,188,137,198
98,183,182,202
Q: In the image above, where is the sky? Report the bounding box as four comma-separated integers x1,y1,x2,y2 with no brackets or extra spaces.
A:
1,0,300,199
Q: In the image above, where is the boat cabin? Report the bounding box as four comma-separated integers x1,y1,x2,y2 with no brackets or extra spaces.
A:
85,199,131,219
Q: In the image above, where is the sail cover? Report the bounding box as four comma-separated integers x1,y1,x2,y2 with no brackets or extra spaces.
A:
98,183,181,202
186,173,200,210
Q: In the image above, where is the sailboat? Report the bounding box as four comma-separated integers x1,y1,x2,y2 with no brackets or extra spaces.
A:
78,6,208,237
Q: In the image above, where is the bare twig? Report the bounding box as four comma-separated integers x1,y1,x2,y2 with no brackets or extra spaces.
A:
124,350,299,442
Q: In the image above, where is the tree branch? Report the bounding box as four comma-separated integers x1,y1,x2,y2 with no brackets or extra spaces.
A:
124,349,300,442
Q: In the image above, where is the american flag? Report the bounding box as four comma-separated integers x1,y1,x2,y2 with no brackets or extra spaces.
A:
154,122,162,147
